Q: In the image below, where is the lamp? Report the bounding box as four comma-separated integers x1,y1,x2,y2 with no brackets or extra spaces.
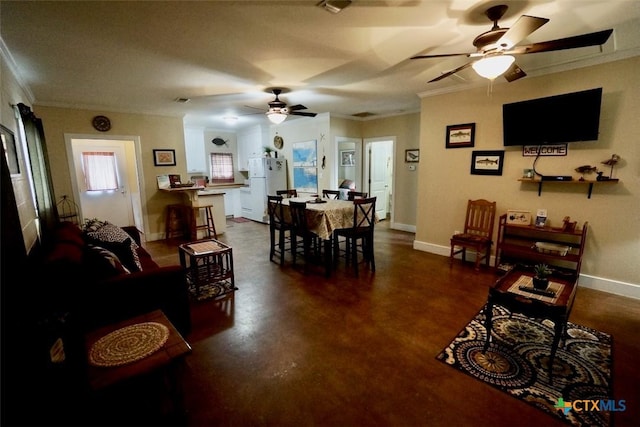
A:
266,108,288,125
223,116,238,125
472,55,515,80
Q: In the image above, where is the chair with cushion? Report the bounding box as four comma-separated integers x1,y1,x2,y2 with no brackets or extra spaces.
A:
276,189,298,198
267,195,294,265
347,191,368,201
450,199,496,271
333,196,377,277
322,189,340,199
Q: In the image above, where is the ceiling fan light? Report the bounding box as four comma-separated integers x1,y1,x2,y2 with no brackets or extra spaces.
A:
267,111,287,124
472,55,515,79
223,116,238,125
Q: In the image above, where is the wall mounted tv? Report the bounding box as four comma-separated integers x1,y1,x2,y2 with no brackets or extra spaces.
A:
502,87,602,146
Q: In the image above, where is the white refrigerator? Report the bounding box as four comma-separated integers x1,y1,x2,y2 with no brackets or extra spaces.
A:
243,157,287,223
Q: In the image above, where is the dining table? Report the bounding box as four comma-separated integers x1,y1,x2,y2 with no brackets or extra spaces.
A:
281,196,378,276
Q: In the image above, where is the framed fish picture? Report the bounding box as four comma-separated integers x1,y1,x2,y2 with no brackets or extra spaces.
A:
446,123,475,148
471,150,504,176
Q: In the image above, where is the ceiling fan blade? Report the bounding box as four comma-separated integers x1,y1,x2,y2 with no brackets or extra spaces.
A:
503,62,527,82
411,52,471,60
288,104,308,111
428,61,473,83
497,15,549,50
290,111,317,117
243,105,265,111
508,29,613,55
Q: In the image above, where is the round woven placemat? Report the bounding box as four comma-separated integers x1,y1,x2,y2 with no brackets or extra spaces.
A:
89,322,169,367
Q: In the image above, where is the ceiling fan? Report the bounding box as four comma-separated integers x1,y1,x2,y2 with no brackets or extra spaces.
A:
247,88,318,124
411,4,613,83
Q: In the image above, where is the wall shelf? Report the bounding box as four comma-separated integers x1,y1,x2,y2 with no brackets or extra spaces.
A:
518,178,619,198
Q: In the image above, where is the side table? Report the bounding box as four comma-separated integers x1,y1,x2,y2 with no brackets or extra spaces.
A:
179,239,237,300
483,268,578,382
84,310,192,421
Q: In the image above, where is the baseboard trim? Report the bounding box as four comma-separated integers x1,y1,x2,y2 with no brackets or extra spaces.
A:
413,240,640,300
390,222,416,233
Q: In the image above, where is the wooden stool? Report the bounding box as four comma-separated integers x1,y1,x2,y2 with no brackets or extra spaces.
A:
166,204,188,239
191,205,217,240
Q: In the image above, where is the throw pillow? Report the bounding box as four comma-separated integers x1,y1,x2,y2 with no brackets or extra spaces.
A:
84,244,131,278
84,221,143,272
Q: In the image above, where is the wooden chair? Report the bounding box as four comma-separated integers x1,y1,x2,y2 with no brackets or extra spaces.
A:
267,195,294,265
333,196,377,277
450,199,496,271
347,191,368,201
289,201,323,274
276,189,298,198
322,189,340,199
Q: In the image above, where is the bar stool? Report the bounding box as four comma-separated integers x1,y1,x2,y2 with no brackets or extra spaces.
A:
191,205,217,240
166,204,188,239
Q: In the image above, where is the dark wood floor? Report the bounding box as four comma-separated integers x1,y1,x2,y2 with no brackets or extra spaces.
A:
140,218,639,426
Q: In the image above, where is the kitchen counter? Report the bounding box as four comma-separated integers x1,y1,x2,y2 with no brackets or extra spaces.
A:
203,183,246,189
161,187,226,237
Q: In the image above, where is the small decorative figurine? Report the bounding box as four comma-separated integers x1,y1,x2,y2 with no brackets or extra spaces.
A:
600,154,620,179
574,165,597,181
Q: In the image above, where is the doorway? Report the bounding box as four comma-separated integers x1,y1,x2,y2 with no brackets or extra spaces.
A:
364,138,394,221
65,134,144,232
334,137,362,191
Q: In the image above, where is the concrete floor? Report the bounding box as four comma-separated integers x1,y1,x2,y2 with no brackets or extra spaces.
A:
138,218,640,427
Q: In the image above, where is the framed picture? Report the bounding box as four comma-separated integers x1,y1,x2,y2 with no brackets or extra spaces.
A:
1,124,20,175
405,149,419,163
446,123,475,148
153,149,176,166
340,150,355,167
293,140,317,167
507,210,532,225
470,150,504,176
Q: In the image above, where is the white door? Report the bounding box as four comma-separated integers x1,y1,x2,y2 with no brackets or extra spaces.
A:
365,139,394,221
69,138,136,227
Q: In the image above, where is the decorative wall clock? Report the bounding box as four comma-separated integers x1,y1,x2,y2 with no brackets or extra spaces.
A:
273,135,284,149
92,115,111,132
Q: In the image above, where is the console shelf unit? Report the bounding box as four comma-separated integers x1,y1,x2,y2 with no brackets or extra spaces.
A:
518,178,619,198
495,214,588,279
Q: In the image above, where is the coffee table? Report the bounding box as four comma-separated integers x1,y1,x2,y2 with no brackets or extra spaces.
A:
483,267,578,381
179,238,236,300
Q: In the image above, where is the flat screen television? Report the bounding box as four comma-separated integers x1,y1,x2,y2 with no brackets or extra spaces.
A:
502,87,602,146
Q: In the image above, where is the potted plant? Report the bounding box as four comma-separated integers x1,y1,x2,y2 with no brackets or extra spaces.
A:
533,264,552,290
264,146,273,157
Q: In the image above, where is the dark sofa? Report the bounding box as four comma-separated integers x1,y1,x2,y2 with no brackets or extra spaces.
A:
38,221,191,336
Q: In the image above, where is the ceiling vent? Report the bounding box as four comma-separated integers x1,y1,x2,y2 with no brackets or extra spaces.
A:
317,0,352,14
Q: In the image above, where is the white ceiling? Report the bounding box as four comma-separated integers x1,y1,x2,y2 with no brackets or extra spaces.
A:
2,1,639,131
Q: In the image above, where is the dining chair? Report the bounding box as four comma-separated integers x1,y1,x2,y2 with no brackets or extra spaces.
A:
333,196,377,277
276,189,298,198
322,189,340,199
267,195,294,265
289,200,324,275
347,191,368,201
449,199,496,271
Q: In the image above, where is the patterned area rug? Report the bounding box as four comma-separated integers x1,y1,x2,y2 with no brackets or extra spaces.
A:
437,306,612,427
228,217,251,223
